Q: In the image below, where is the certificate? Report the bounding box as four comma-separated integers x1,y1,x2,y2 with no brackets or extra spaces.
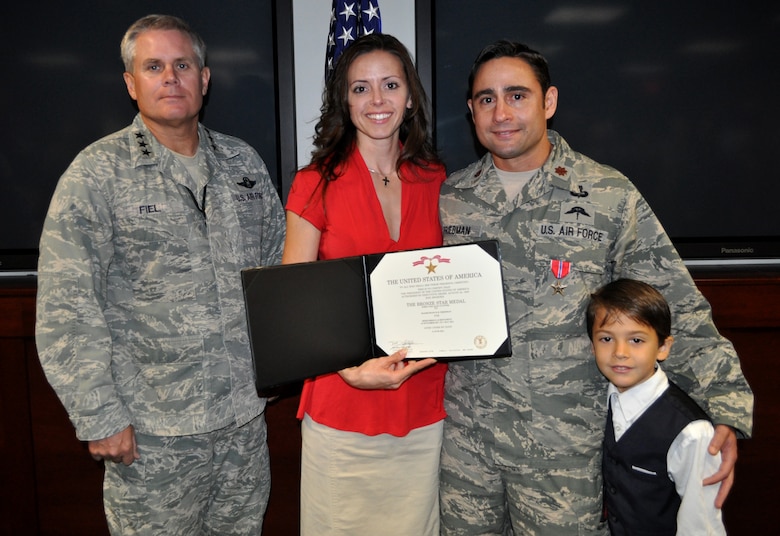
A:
241,240,511,392
368,242,510,358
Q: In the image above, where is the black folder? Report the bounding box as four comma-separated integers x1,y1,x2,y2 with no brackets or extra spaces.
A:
241,240,510,392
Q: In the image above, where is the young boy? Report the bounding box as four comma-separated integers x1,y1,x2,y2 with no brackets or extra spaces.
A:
586,279,727,535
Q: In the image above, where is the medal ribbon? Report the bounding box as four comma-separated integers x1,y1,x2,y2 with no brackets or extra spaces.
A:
551,259,571,279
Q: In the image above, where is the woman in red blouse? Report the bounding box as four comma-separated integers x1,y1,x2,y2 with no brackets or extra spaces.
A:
282,34,447,535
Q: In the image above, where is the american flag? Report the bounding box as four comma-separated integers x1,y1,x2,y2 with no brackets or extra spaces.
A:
325,0,382,80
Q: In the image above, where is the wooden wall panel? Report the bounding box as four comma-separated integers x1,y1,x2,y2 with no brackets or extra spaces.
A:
693,271,780,534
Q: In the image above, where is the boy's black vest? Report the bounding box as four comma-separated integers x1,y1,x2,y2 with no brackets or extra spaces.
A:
603,382,710,536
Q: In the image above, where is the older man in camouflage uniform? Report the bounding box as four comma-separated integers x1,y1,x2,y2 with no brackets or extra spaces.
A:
438,40,753,535
35,14,285,535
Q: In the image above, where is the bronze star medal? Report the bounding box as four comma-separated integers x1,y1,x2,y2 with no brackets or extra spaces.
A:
550,259,571,296
551,280,567,295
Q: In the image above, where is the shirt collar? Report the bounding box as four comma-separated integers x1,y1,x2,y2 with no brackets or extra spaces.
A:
608,365,669,423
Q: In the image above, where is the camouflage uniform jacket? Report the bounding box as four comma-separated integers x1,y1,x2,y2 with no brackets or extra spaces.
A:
35,114,285,441
439,130,753,467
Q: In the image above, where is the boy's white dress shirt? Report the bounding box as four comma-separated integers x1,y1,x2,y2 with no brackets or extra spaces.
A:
608,365,727,535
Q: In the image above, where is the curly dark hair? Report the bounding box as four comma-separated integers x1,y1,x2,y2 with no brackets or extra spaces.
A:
308,33,440,184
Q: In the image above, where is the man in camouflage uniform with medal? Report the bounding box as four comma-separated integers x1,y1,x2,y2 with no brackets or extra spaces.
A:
35,14,285,535
438,40,754,535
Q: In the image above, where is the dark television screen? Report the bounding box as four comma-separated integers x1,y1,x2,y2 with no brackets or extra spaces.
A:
0,0,279,273
432,0,780,265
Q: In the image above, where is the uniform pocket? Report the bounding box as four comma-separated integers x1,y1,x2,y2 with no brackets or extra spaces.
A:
113,211,196,301
531,241,608,335
126,335,206,416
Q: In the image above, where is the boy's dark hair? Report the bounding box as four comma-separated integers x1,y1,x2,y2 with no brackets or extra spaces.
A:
586,279,671,344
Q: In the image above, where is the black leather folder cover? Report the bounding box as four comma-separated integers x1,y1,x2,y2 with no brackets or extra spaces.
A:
242,256,374,393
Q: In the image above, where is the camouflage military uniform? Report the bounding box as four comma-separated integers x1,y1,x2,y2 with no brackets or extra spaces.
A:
36,114,285,534
438,130,753,535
